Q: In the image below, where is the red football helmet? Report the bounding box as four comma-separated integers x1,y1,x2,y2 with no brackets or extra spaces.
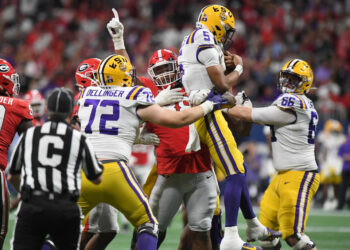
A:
75,58,101,90
148,49,181,90
0,59,19,96
23,89,46,118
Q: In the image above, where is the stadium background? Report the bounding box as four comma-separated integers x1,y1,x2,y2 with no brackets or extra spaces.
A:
1,0,350,249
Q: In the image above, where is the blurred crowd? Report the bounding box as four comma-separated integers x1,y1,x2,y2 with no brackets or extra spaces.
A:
1,0,350,121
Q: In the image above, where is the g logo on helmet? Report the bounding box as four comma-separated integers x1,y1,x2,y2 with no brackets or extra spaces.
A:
78,63,89,72
0,64,10,73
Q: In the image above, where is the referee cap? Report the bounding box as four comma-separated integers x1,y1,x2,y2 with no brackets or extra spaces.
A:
47,87,75,118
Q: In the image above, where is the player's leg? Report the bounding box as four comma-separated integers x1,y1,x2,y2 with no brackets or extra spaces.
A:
258,175,281,250
130,164,159,250
149,173,186,248
183,171,217,250
82,203,118,250
210,196,223,250
0,171,9,249
102,161,158,250
278,171,320,249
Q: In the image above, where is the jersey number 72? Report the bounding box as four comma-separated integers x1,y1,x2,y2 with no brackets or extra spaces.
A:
83,99,120,135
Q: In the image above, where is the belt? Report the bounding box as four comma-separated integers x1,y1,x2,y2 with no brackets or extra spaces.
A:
23,189,79,202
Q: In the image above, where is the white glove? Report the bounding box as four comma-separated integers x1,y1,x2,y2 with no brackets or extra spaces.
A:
155,86,184,106
106,8,125,50
188,89,211,106
235,91,252,108
134,132,160,146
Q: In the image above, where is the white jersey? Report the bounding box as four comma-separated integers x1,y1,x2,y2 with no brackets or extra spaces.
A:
269,93,319,172
78,86,155,161
178,27,225,94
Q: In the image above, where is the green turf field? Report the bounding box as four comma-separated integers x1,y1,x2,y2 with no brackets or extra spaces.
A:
5,208,350,250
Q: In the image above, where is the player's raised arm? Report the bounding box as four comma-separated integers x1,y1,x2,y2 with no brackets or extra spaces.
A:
106,8,129,60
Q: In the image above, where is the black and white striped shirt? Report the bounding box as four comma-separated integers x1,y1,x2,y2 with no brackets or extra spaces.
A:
8,120,103,194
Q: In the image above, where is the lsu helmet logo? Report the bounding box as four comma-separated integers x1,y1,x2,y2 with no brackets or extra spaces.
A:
0,64,10,73
78,63,89,72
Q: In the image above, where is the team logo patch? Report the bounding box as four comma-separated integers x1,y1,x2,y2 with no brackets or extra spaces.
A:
202,14,208,22
0,64,10,73
119,62,127,72
220,12,227,21
107,76,113,83
78,63,89,72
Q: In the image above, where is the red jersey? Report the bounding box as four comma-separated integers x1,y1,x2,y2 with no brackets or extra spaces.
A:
0,97,33,170
140,77,211,175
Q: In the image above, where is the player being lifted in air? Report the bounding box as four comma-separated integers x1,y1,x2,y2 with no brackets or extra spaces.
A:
178,4,281,250
229,59,320,250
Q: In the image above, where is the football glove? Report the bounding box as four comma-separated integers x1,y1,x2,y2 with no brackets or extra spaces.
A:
155,86,184,106
188,89,211,106
106,8,125,50
235,91,252,107
134,132,160,146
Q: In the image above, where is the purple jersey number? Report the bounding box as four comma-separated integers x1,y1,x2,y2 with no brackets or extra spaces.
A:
308,111,318,144
84,99,120,135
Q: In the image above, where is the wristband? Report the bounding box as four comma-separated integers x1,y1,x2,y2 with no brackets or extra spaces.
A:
113,38,125,50
199,101,214,116
234,64,243,76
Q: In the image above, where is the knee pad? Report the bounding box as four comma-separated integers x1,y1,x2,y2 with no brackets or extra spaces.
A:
137,222,159,238
287,234,316,250
190,217,211,232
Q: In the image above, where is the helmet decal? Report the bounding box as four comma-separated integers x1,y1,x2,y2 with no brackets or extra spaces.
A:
0,64,10,73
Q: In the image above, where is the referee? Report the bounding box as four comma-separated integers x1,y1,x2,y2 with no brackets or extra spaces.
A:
7,87,103,250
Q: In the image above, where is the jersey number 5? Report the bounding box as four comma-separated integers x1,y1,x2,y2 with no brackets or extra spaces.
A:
84,99,120,135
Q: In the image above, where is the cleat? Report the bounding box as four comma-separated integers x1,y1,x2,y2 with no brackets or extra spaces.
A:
246,226,281,242
261,228,282,241
242,242,262,250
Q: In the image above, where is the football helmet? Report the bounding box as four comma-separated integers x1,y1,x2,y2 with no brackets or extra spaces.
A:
0,59,19,96
75,58,101,90
148,49,181,90
196,5,235,49
279,59,313,94
323,119,343,133
97,55,135,87
23,89,45,118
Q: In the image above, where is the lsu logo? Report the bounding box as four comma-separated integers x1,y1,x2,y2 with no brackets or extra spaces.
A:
78,63,89,72
0,64,10,73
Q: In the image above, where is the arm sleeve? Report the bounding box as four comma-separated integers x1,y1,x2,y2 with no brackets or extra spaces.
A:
251,105,296,125
81,136,103,180
8,134,24,175
197,47,220,67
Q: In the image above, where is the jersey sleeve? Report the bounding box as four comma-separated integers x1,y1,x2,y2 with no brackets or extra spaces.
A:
15,99,34,120
134,87,156,106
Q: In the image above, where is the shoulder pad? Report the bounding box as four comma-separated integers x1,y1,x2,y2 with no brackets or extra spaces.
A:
186,28,215,45
273,93,308,110
15,98,34,119
126,86,155,106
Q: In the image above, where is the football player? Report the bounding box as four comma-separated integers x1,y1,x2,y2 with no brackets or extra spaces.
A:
74,58,120,250
228,59,320,250
76,54,231,250
178,5,280,249
317,119,345,210
144,49,217,250
0,59,33,249
23,89,46,126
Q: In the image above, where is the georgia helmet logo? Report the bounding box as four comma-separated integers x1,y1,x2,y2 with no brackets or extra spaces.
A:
0,64,10,73
78,63,89,72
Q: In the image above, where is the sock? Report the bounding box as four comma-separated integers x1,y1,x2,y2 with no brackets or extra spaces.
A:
223,226,244,243
240,166,256,219
137,233,157,250
130,230,138,250
211,213,223,248
224,174,243,226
